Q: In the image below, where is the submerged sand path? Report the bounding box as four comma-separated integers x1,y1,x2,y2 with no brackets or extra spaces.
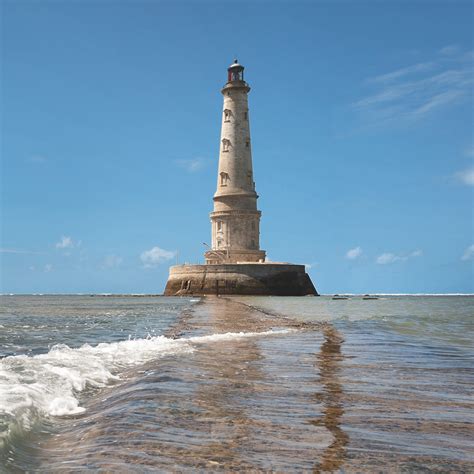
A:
30,296,473,472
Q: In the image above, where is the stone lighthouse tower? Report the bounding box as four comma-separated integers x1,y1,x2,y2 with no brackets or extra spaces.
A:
205,60,265,265
164,60,317,296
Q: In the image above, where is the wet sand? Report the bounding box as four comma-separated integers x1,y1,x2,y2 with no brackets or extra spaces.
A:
20,296,474,472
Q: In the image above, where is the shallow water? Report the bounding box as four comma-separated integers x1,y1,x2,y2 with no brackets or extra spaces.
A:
0,295,473,471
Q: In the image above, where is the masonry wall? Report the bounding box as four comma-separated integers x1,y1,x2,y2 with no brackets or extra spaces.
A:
208,79,264,263
164,264,318,296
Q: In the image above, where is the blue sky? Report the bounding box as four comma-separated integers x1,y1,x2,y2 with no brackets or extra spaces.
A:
1,0,473,294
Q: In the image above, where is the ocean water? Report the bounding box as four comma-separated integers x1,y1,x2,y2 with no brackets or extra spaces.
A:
0,294,473,471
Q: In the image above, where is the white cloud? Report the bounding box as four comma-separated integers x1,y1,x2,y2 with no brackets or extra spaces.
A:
140,246,176,268
56,236,75,249
175,158,206,173
376,253,400,265
377,249,423,264
461,244,474,261
102,254,123,268
44,263,53,272
455,167,474,186
346,246,362,260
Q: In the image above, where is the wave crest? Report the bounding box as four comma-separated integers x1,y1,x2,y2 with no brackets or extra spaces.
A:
0,329,290,450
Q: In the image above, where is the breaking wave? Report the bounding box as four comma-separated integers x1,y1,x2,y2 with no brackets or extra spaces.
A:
0,329,290,451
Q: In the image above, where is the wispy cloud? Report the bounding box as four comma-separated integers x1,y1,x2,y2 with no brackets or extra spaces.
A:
411,89,465,117
376,249,423,264
28,155,47,164
140,246,176,268
461,244,474,261
0,247,37,254
454,167,474,186
175,158,207,173
353,46,473,127
44,263,53,272
376,253,400,265
55,236,79,249
462,50,474,62
369,61,434,84
102,254,123,269
439,44,461,56
346,246,362,260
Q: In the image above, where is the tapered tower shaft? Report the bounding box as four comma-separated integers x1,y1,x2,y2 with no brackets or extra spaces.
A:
205,60,265,264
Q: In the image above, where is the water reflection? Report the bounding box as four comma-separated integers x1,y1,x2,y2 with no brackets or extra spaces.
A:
312,324,348,472
186,296,267,469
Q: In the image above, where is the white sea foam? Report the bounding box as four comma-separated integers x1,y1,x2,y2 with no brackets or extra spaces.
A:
320,293,474,296
0,329,291,450
374,293,474,296
188,329,292,344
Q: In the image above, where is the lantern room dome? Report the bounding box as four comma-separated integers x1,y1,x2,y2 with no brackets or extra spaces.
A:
228,59,243,69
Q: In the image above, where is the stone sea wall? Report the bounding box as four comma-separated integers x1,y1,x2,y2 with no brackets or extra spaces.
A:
164,263,318,296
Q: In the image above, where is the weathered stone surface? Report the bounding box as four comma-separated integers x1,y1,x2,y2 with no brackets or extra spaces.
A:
208,61,265,264
164,263,318,296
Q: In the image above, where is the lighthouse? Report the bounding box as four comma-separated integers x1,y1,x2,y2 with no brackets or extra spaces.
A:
205,60,265,265
164,61,317,296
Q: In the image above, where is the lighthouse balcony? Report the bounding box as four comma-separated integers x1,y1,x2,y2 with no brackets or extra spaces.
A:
221,81,250,94
205,249,266,265
213,189,258,199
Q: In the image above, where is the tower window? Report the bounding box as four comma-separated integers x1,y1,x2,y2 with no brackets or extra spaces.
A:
244,111,248,120
217,221,223,231
220,171,230,186
245,139,250,148
223,109,232,122
222,138,231,152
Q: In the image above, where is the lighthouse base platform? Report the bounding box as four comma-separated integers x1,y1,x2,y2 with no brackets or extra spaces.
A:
164,263,318,296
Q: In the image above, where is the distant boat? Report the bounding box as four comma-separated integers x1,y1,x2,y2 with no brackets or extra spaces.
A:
363,294,379,300
332,294,349,300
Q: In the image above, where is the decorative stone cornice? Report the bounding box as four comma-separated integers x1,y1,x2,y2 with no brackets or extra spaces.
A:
221,81,250,94
213,190,258,200
210,210,261,218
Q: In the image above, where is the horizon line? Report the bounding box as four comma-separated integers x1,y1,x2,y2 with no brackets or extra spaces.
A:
1,293,473,297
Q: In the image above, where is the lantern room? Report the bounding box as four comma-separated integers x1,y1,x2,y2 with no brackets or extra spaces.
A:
227,59,244,82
